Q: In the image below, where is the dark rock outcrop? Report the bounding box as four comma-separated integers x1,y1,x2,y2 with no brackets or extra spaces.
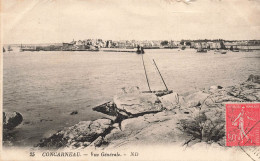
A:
247,74,260,84
92,102,117,116
37,119,112,149
3,112,23,130
70,110,78,115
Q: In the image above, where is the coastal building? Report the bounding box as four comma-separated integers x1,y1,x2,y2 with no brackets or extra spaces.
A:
210,42,221,49
125,40,134,48
152,40,161,48
168,40,178,48
117,40,126,48
105,40,112,48
76,40,84,46
139,40,153,48
62,42,75,50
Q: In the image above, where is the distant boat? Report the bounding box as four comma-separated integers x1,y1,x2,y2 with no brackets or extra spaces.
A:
244,44,250,52
136,45,145,54
20,44,37,52
220,50,227,54
8,46,13,52
214,49,227,54
196,43,207,53
197,48,207,53
233,46,239,52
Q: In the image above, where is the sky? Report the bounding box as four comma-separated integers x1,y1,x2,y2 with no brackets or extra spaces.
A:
1,0,260,44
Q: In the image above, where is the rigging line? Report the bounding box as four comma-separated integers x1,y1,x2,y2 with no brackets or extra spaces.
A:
146,56,165,90
153,59,168,91
141,54,151,92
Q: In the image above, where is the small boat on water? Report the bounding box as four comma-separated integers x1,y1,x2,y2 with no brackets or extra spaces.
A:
8,46,13,52
181,46,186,50
196,43,207,53
20,47,36,52
220,50,227,54
197,47,207,53
241,45,250,52
136,45,145,54
231,45,239,52
214,49,227,54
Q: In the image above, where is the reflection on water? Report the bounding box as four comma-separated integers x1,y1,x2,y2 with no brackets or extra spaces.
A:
3,49,260,146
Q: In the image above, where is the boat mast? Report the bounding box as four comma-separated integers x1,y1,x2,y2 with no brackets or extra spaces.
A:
141,54,151,92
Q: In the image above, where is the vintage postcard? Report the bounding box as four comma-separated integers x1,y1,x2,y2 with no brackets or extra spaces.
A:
1,0,260,161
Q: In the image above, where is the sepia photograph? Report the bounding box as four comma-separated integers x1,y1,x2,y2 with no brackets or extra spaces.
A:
1,0,260,160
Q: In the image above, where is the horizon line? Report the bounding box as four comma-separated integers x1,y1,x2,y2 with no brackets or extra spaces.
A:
4,39,260,45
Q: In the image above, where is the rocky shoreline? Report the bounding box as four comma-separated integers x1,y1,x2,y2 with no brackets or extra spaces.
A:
32,75,260,150
3,75,259,149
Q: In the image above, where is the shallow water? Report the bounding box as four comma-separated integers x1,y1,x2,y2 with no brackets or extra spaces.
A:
3,49,260,146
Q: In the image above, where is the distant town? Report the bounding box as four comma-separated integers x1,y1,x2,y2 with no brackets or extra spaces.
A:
3,39,260,53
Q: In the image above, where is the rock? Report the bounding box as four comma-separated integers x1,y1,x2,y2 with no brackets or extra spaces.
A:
64,119,111,142
40,119,53,122
153,90,173,97
3,112,23,130
217,86,223,89
209,85,223,92
70,111,78,115
104,111,186,149
113,92,163,116
242,94,257,101
88,136,104,147
120,116,148,131
92,101,117,116
120,86,140,94
83,141,91,147
247,74,260,84
112,123,120,128
225,79,260,102
158,92,180,110
43,130,57,138
184,91,210,107
37,118,112,148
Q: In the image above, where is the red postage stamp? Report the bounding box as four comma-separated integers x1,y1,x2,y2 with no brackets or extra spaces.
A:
226,103,260,146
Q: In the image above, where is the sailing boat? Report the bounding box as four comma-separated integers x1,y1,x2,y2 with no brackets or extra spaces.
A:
3,47,6,52
214,41,227,54
136,45,145,54
197,43,207,53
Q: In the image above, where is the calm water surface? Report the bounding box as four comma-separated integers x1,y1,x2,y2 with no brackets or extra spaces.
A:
3,49,260,146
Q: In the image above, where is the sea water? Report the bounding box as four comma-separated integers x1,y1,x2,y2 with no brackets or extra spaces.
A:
3,49,260,146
